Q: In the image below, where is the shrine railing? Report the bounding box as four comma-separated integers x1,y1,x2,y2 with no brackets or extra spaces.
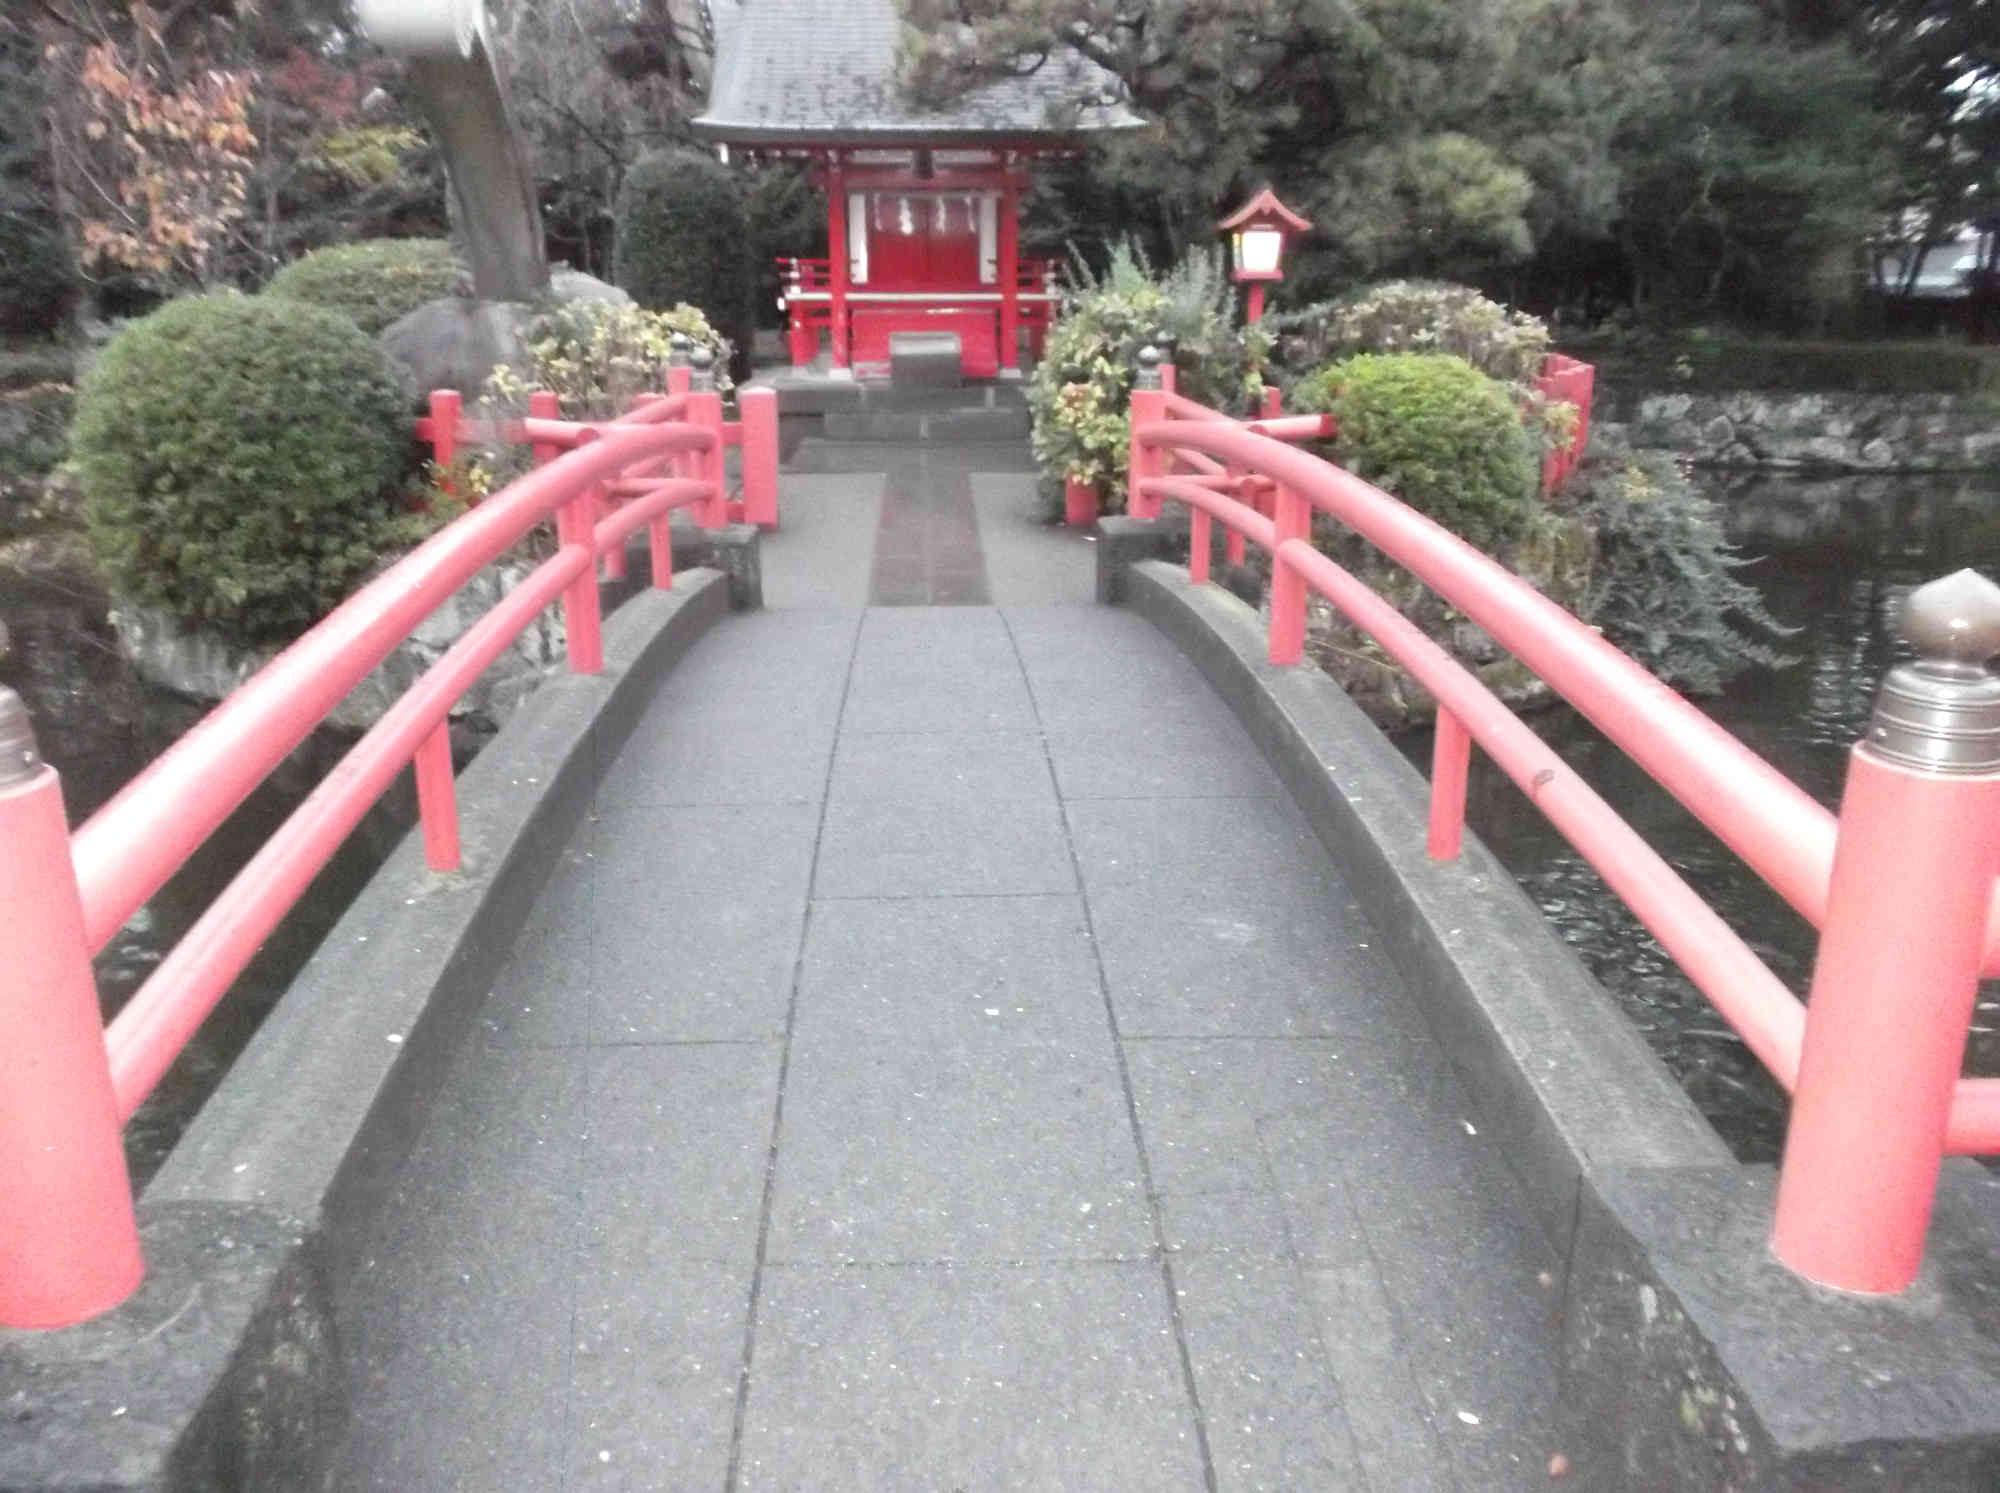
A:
0,351,775,1330
1124,348,2000,1297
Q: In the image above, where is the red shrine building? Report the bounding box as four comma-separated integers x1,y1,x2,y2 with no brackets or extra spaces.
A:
693,0,1140,380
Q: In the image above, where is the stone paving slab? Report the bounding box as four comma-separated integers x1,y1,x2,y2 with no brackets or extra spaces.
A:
333,449,1568,1492
735,1263,1209,1491
766,1025,1152,1263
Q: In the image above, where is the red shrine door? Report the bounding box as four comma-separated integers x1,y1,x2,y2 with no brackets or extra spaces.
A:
851,189,998,377
865,191,980,287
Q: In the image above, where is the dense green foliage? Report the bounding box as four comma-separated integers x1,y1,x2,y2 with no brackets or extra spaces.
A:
261,239,463,335
1027,245,1268,513
71,294,409,642
0,20,71,335
614,150,752,373
1277,281,1553,390
1583,337,2000,397
1560,428,1792,691
744,163,827,332
1293,353,1538,548
897,0,1966,333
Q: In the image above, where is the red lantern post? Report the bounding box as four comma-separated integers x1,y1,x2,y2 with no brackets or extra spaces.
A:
1217,186,1312,325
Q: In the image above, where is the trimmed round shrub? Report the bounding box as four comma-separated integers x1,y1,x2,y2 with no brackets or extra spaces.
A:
262,238,463,335
615,150,752,370
72,294,411,642
1293,352,1537,547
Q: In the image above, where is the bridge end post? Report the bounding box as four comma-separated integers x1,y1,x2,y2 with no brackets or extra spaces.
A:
1772,569,2000,1293
1127,346,1167,522
740,387,780,530
0,689,145,1328
689,350,728,531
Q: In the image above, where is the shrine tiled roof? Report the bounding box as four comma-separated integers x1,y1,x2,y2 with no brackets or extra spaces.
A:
694,0,1144,147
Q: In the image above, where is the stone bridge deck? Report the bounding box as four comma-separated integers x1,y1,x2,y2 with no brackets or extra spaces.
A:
333,442,1564,1490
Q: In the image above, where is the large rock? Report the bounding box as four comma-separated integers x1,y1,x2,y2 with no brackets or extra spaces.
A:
108,561,564,734
376,269,632,403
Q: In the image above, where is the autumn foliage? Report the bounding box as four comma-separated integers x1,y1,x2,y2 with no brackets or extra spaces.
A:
52,4,256,287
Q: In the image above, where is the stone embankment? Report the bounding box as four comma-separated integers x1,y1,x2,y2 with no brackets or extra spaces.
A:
110,561,563,733
1625,390,2000,471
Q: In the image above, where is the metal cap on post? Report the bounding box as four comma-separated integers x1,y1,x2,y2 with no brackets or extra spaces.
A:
690,345,716,393
1135,344,1163,392
1151,328,1178,393
1128,347,1167,521
1772,568,2000,1293
667,333,694,397
1865,569,2000,773
0,686,40,787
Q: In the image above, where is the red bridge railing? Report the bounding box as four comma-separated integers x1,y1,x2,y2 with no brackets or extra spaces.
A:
1124,348,2000,1296
0,352,779,1329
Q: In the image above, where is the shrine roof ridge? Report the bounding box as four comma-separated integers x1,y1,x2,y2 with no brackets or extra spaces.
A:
694,0,1145,147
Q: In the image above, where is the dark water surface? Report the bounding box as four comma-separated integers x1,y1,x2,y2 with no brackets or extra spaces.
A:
1406,470,2000,1162
0,571,413,1186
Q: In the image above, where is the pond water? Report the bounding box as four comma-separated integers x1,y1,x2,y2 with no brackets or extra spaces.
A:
0,571,413,1186
1406,469,2000,1162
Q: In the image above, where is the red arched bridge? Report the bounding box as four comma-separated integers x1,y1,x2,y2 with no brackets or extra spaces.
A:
5,349,2000,1491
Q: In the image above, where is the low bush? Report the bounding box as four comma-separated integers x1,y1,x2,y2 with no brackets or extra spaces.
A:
1028,242,1269,513
485,298,731,421
1278,279,1551,390
262,238,463,336
615,150,752,372
1292,352,1538,547
1558,427,1792,693
72,294,411,642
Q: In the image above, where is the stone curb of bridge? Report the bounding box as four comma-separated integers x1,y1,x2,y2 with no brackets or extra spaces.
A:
0,570,735,1493
1109,555,2000,1491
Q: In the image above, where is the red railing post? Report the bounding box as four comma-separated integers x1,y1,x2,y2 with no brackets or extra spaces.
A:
529,388,602,674
428,388,461,495
689,348,727,530
0,689,145,1328
1429,709,1472,860
528,388,561,466
667,333,693,398
557,485,604,674
1128,346,1168,520
1772,572,2000,1293
783,261,816,368
413,723,459,871
600,478,627,582
1268,484,1310,666
739,385,779,530
1189,507,1213,584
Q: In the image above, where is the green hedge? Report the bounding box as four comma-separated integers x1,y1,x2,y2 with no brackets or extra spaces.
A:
1579,337,2000,396
1293,352,1537,547
72,294,411,642
262,238,463,336
615,150,752,369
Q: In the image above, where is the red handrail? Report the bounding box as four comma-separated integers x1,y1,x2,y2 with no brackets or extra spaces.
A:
3,372,779,1328
69,423,710,954
1129,386,2000,1294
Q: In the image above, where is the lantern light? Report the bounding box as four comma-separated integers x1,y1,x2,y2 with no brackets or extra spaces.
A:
1216,186,1312,323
